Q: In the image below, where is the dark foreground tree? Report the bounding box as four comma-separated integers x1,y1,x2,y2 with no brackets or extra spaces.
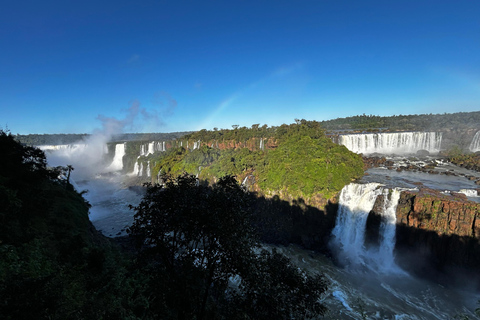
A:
128,173,327,319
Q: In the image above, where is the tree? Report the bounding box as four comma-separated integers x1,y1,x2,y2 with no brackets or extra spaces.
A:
225,249,327,319
128,173,328,319
128,174,256,319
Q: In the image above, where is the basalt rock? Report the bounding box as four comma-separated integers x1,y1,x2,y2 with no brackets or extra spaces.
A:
394,188,480,275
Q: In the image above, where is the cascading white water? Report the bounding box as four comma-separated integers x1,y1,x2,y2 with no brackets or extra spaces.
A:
339,132,442,154
469,131,480,152
106,143,125,172
376,188,401,271
130,160,140,176
147,142,155,154
193,140,200,150
146,162,151,177
332,183,383,266
459,189,479,197
331,183,402,273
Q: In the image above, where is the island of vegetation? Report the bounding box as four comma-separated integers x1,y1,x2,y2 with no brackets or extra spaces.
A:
130,120,364,203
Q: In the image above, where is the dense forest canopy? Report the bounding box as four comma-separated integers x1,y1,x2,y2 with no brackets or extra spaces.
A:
319,111,480,132
140,120,364,200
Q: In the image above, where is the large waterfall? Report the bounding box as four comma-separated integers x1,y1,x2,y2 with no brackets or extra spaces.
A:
106,143,125,172
469,131,480,152
339,132,442,154
331,183,402,273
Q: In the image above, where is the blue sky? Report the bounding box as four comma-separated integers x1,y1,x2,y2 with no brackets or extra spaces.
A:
1,0,479,134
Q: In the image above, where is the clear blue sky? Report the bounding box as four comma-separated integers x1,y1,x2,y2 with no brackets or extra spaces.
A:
1,0,479,134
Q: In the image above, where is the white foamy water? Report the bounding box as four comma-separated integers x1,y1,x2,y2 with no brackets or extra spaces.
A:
459,189,479,197
105,143,125,172
331,183,383,267
274,245,479,319
339,132,442,155
469,131,480,152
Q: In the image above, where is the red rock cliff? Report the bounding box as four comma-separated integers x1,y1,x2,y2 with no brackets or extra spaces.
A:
394,188,480,273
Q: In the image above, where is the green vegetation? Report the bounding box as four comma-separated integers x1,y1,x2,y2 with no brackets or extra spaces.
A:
0,130,141,319
320,111,480,131
148,120,364,200
0,130,328,319
443,148,480,172
128,174,327,319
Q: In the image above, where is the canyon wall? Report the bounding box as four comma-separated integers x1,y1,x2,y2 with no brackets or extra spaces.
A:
367,188,480,282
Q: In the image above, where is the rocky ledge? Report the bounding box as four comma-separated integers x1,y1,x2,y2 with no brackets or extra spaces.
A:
396,188,480,238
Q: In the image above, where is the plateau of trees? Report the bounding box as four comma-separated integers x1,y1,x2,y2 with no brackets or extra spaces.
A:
147,120,364,200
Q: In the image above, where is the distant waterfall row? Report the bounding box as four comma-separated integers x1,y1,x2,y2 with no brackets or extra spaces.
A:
331,183,403,273
130,141,168,177
338,132,442,155
138,141,167,156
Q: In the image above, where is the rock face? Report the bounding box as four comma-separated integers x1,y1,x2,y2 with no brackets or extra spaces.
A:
396,188,480,237
393,188,480,277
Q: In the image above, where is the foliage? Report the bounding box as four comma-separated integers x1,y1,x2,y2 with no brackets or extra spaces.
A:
258,129,363,199
128,173,327,319
443,149,480,172
0,130,144,319
319,111,480,132
183,124,275,143
148,120,364,200
224,248,327,319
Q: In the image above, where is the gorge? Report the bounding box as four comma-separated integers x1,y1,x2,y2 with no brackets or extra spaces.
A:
38,125,480,319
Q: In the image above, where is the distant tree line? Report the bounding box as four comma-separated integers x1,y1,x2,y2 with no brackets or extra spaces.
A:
14,133,89,146
319,111,480,132
14,131,192,146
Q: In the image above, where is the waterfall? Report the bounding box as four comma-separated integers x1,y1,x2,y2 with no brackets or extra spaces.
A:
331,183,402,273
339,132,442,154
138,163,144,177
148,142,155,155
146,162,151,177
376,188,401,271
259,138,264,151
130,160,140,176
193,140,200,150
469,131,480,152
106,143,125,172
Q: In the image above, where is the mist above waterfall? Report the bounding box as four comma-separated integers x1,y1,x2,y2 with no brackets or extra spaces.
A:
44,101,161,179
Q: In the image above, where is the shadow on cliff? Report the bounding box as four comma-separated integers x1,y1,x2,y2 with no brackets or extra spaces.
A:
248,193,338,254
394,224,480,290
